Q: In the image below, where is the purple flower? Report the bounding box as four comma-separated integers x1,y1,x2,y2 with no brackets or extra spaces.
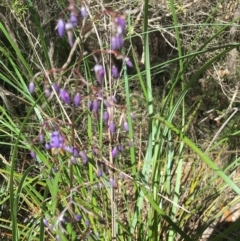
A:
112,146,118,159
80,6,87,18
70,13,78,27
43,218,49,227
109,121,115,134
50,131,64,148
97,168,103,177
109,178,115,187
116,16,126,32
74,93,81,107
64,146,73,153
125,57,133,67
30,150,36,159
118,145,124,152
45,143,51,150
80,151,88,164
39,134,44,142
59,88,70,105
71,156,77,165
57,19,65,37
94,64,104,85
88,101,93,111
73,147,79,157
74,214,81,222
53,83,60,93
123,121,129,131
92,99,99,112
111,35,123,50
103,111,109,123
44,88,51,97
111,65,119,78
29,82,35,94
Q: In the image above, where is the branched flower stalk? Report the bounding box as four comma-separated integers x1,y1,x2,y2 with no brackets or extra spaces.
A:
28,0,134,239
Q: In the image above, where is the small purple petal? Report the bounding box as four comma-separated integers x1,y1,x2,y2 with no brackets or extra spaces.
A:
64,146,73,153
59,88,70,105
123,121,129,131
29,82,35,94
80,6,88,18
39,134,44,142
79,151,88,164
53,83,60,93
73,147,79,157
45,143,51,150
112,146,118,159
92,99,99,112
109,121,115,134
103,111,109,123
57,19,65,37
70,13,78,27
109,178,115,187
116,16,126,31
94,64,104,85
50,131,64,148
111,65,119,78
88,101,93,111
125,57,133,67
74,93,81,107
118,145,124,152
111,35,123,50
30,150,36,159
71,156,77,165
97,168,103,177
43,218,49,227
45,88,51,97
74,214,81,222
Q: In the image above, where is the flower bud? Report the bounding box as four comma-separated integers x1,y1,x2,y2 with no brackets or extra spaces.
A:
92,99,99,112
109,121,115,134
123,121,129,131
111,65,119,78
29,82,35,94
59,88,70,105
80,151,88,164
43,218,49,227
44,88,51,97
112,146,118,159
74,214,81,222
80,6,88,18
88,101,93,111
74,93,81,107
116,16,126,32
53,83,60,93
125,57,133,67
109,178,115,187
103,111,109,123
111,35,123,50
97,168,103,177
70,13,78,27
57,19,65,37
94,64,104,85
30,150,36,159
